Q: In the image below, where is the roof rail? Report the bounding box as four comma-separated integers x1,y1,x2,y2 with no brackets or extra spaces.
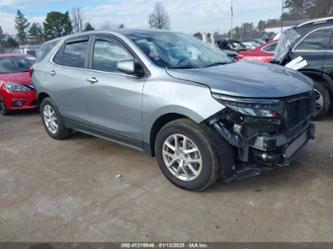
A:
296,16,333,28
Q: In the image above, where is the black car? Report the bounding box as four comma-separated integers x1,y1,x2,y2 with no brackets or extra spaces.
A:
272,17,333,119
217,39,247,52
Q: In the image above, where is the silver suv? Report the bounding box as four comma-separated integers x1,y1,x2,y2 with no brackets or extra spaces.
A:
33,30,316,191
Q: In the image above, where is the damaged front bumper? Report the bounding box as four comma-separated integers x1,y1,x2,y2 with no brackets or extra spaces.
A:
205,106,315,181
250,122,315,165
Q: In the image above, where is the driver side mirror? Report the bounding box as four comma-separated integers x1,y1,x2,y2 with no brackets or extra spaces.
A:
117,60,145,76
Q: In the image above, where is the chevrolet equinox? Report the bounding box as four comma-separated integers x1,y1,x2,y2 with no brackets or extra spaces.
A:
32,30,316,191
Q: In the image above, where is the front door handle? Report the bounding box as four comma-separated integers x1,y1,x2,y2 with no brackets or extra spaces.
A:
49,70,56,76
87,77,98,84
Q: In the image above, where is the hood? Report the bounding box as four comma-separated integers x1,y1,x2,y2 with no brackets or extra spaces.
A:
167,61,313,98
0,71,32,85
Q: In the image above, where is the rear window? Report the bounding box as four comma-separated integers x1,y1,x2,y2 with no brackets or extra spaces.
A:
37,40,59,63
53,40,89,68
273,28,301,63
0,57,33,74
295,29,332,51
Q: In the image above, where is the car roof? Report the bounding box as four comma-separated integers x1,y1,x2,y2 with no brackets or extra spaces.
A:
43,29,182,46
294,16,333,36
296,16,333,28
60,29,177,39
116,28,177,35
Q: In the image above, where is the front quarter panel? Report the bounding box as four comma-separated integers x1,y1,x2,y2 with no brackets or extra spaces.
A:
142,76,224,144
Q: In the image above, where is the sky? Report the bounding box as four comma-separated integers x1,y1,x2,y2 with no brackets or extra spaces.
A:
0,0,283,35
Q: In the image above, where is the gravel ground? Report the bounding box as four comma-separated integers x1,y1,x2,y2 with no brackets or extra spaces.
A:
0,110,332,242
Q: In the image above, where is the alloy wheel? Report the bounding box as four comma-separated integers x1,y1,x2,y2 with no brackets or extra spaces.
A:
314,89,324,114
43,104,58,134
162,134,203,181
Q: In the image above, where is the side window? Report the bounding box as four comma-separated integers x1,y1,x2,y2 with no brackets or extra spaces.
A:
53,40,88,68
263,43,277,52
92,39,133,72
295,29,331,51
36,40,59,63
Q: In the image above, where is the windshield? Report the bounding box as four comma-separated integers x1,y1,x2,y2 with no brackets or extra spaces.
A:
273,28,301,63
0,57,33,74
127,32,231,69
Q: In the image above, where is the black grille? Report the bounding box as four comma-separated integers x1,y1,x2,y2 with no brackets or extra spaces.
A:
285,93,315,128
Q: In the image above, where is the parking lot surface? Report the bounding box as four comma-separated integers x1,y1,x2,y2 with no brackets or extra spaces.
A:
0,110,332,242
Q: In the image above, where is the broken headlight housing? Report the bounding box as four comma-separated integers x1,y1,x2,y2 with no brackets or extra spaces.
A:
212,93,283,118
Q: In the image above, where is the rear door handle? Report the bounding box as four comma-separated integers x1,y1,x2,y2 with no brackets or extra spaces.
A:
87,77,98,84
49,70,56,76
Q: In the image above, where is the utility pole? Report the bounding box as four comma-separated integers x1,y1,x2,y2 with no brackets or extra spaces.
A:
281,0,284,34
230,0,233,39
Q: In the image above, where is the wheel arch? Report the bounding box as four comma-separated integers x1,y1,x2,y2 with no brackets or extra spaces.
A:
300,70,333,95
37,92,51,106
146,111,203,156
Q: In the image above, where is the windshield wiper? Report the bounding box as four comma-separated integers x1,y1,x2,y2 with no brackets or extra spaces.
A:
171,65,200,69
202,62,230,68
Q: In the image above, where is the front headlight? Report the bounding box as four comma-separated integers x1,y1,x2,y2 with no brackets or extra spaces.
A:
212,93,283,118
5,82,32,92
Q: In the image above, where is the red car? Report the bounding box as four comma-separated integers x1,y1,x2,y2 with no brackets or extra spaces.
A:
236,41,278,63
0,54,37,115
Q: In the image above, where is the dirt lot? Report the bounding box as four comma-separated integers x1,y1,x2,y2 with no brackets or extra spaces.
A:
0,110,332,242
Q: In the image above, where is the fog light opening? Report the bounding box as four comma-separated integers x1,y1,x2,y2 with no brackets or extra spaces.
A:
12,101,24,107
261,152,268,161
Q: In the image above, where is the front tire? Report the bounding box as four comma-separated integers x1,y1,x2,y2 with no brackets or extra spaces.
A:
0,95,11,116
313,81,330,120
40,97,70,139
155,119,224,191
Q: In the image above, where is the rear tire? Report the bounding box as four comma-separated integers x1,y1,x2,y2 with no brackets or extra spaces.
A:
40,97,70,139
155,118,226,191
313,81,330,120
0,95,11,116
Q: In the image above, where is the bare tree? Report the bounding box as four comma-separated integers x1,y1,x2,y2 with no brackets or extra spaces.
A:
84,22,95,31
0,26,4,50
148,1,170,29
72,7,84,33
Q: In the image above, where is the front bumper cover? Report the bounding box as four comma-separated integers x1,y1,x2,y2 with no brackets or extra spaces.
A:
205,113,315,181
2,90,37,110
250,122,315,166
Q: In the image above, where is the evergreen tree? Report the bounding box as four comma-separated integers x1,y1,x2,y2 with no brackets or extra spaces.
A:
15,10,30,44
29,23,44,44
44,11,73,40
